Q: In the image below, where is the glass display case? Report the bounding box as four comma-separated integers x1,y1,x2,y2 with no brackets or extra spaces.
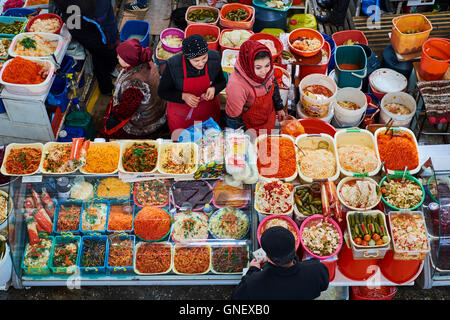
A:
417,158,450,288
6,174,257,288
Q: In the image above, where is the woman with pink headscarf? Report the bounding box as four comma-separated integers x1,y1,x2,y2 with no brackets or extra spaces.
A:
102,39,167,139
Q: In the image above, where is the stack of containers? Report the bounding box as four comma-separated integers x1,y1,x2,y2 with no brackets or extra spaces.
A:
219,3,255,30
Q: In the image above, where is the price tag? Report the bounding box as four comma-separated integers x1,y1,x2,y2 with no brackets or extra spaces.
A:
22,175,42,183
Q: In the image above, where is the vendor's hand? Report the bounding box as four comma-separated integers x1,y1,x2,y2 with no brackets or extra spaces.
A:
249,258,264,269
182,93,200,108
204,87,215,101
277,110,287,123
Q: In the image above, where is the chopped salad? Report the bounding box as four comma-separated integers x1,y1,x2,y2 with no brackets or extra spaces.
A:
381,178,423,209
302,219,341,257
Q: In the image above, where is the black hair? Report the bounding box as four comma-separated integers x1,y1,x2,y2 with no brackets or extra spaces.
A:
254,51,271,61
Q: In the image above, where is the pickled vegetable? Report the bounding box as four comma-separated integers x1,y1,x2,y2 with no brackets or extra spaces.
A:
294,186,322,217
187,9,218,23
0,20,25,35
225,8,249,21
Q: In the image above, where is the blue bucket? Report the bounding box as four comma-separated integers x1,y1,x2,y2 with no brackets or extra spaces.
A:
322,33,336,73
0,99,5,114
334,45,367,89
120,20,150,48
49,76,70,112
253,6,287,33
59,55,75,75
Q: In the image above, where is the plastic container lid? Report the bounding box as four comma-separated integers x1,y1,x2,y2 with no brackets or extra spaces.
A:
369,68,408,93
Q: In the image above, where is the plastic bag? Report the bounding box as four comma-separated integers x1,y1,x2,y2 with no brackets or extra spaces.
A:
281,115,305,138
177,118,221,143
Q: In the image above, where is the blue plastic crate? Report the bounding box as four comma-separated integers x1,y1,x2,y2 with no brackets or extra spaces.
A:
106,201,135,234
53,201,83,235
120,20,150,48
107,235,135,275
50,235,82,275
21,235,55,276
80,200,110,235
0,16,28,38
78,235,109,275
2,8,37,17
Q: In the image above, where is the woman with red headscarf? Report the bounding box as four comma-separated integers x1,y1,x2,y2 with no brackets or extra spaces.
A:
225,40,286,136
102,39,167,139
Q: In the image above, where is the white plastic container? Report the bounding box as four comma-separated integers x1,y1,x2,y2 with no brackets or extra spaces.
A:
255,133,298,182
334,128,381,177
380,92,417,127
0,242,12,287
295,133,340,183
369,68,407,94
133,242,173,275
157,142,199,176
297,101,334,123
333,87,367,127
0,143,44,176
172,243,211,275
0,190,12,231
337,177,381,211
79,141,121,175
299,73,338,119
0,57,55,96
9,32,64,61
39,142,79,175
254,180,295,218
221,49,238,73
374,126,420,175
346,210,391,260
118,140,160,174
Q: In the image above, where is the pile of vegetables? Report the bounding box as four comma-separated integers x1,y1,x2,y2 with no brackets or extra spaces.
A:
221,29,252,48
187,8,218,23
224,8,249,21
348,212,390,247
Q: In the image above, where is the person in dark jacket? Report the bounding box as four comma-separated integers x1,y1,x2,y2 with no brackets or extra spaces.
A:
53,0,119,95
158,35,226,136
232,226,329,300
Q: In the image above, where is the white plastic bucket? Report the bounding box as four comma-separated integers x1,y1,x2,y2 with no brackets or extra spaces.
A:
297,101,334,123
0,243,12,287
299,73,337,119
380,92,417,127
333,87,367,127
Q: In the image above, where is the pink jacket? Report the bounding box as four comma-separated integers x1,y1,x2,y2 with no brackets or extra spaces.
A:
225,59,276,118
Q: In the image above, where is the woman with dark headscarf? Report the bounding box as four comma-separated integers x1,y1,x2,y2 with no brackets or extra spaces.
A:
102,39,166,139
158,34,226,135
225,40,286,136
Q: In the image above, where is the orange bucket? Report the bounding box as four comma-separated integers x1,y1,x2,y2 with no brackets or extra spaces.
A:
391,14,432,55
185,24,220,51
419,38,450,81
219,3,254,30
379,250,422,284
337,244,378,281
299,41,330,79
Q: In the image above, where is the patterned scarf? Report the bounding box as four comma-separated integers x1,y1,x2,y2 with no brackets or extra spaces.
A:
238,40,273,84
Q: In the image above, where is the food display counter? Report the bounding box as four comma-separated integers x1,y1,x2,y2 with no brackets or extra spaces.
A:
6,174,256,288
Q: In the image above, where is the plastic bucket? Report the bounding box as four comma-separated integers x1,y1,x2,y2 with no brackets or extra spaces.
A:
391,14,432,55
321,258,337,282
185,23,220,51
379,92,416,127
299,73,337,119
120,20,150,48
419,38,450,81
350,286,397,300
334,45,367,89
333,87,367,127
0,243,12,286
299,41,331,79
253,5,287,33
49,75,70,112
297,102,334,123
322,33,336,73
219,3,254,30
186,6,220,26
337,244,378,281
379,250,422,284
287,13,317,32
160,28,184,53
332,30,368,47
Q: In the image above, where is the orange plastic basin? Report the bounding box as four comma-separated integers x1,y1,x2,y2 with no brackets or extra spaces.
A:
337,244,378,281
379,250,422,284
288,28,324,58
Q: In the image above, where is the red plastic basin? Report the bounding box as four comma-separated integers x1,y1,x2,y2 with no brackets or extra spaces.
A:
379,250,423,284
337,244,378,281
298,118,337,137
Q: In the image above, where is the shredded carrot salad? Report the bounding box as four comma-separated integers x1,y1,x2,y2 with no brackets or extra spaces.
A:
2,57,46,84
174,246,210,274
377,132,419,171
108,205,133,231
257,137,297,178
5,147,41,174
135,243,172,274
134,206,171,241
83,143,120,173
